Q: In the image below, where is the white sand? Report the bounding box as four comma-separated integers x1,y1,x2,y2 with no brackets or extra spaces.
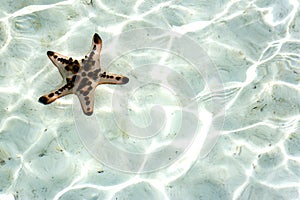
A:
0,0,300,199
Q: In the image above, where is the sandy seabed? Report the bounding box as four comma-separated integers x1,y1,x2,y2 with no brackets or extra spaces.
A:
0,0,300,199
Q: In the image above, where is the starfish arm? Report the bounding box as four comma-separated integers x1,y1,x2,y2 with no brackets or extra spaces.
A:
47,51,81,78
38,83,73,105
82,33,102,72
76,91,95,116
99,72,129,85
91,33,102,55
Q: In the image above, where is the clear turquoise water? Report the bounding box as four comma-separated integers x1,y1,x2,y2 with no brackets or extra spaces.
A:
0,0,300,199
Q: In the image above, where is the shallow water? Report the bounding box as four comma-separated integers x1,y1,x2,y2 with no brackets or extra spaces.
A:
0,0,300,199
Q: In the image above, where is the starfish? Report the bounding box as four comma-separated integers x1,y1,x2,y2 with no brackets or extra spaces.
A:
38,33,129,116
